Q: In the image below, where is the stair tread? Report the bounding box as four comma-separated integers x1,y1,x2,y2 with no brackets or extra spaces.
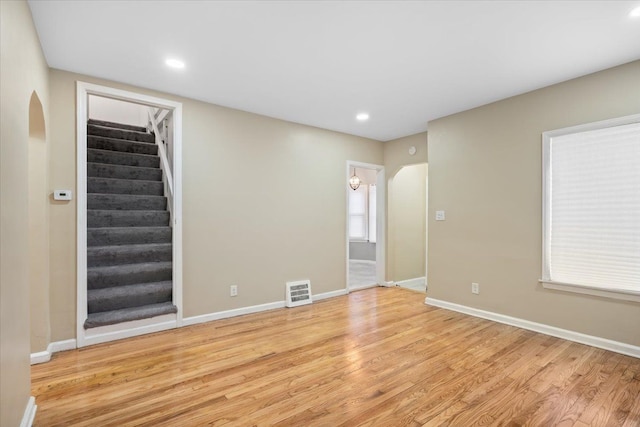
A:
88,125,156,144
84,302,177,329
88,133,157,147
88,136,158,157
87,162,160,173
88,261,172,273
88,242,172,252
87,226,171,231
89,124,152,137
88,119,148,133
87,192,166,199
88,281,173,300
88,147,159,160
88,149,160,169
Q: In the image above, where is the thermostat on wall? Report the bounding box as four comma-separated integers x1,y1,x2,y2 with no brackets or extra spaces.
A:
54,190,72,201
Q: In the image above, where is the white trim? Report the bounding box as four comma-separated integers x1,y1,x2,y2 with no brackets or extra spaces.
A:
314,289,348,301
541,280,640,303
183,289,349,327
541,113,640,302
425,297,640,359
20,397,36,427
382,281,395,287
348,283,379,292
346,161,386,292
30,339,77,365
76,82,184,347
183,301,285,326
83,314,176,347
395,277,426,289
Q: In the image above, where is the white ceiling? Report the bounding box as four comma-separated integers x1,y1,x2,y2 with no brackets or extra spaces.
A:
28,1,640,141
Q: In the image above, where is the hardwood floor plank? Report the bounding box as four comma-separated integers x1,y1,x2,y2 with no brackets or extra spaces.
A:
31,287,640,426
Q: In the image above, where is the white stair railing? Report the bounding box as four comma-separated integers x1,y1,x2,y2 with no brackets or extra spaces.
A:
148,108,173,222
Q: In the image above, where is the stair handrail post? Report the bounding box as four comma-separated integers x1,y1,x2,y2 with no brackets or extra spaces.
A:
148,108,174,221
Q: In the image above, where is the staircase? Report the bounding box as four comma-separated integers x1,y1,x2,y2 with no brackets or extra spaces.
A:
85,119,177,329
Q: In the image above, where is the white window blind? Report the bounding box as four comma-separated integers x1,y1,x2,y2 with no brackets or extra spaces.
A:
349,186,368,240
369,185,377,243
542,117,640,300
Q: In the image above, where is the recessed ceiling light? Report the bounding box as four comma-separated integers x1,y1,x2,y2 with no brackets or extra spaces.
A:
630,6,640,17
356,113,370,121
165,58,185,69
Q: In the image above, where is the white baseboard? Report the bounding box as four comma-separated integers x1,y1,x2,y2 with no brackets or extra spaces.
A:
183,300,285,326
349,283,378,292
382,281,395,287
396,277,426,288
314,289,349,300
31,339,77,365
183,289,348,327
20,396,36,427
425,297,640,359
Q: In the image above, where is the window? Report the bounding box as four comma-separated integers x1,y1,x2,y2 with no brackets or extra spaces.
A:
368,185,377,243
349,186,368,240
542,115,640,302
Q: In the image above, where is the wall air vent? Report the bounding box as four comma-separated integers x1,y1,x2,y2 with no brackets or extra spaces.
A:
285,280,312,308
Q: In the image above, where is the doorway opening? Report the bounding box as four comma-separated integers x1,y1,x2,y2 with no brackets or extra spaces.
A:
28,91,50,354
76,82,183,347
389,163,428,293
346,161,386,291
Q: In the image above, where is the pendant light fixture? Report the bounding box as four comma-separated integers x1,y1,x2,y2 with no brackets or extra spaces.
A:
349,167,361,190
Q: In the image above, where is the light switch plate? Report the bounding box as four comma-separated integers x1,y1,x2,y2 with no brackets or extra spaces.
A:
435,210,445,221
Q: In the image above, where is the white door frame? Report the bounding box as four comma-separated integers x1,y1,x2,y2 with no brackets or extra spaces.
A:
76,81,183,347
346,161,386,291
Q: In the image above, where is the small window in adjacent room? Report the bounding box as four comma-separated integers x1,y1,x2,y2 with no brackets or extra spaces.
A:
349,185,368,241
541,114,640,302
368,184,377,243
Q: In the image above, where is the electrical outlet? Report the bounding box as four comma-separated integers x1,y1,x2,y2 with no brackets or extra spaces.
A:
471,282,479,295
230,285,238,297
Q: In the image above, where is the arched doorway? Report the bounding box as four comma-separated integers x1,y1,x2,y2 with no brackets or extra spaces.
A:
28,91,50,354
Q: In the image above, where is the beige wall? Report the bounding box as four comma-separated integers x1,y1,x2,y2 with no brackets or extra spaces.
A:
383,132,428,282
0,0,50,424
389,164,428,282
427,61,640,346
48,69,383,339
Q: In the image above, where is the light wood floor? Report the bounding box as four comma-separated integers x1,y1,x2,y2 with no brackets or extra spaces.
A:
32,288,640,426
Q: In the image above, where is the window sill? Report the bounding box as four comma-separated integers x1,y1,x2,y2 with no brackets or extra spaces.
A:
539,280,640,303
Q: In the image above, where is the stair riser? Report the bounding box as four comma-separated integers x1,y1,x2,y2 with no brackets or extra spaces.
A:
88,194,166,211
88,245,172,267
87,228,172,246
88,136,158,155
88,265,172,289
88,286,172,313
88,119,148,133
88,163,162,181
88,125,156,143
88,178,164,196
87,211,169,228
88,149,159,168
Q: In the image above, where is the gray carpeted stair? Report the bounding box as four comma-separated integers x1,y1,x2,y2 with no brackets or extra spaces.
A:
89,135,158,155
84,302,177,329
88,243,172,267
88,210,170,228
84,119,176,329
88,148,160,168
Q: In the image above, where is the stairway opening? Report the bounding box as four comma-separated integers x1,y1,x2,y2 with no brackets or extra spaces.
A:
76,82,183,347
85,117,176,328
